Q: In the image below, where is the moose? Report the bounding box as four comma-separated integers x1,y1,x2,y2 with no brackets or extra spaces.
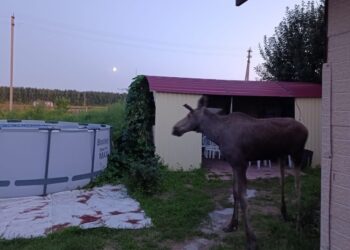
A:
172,96,308,250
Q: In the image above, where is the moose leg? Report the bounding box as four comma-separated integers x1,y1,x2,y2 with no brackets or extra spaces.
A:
294,161,302,231
279,158,287,221
237,168,257,250
291,152,302,230
224,169,239,232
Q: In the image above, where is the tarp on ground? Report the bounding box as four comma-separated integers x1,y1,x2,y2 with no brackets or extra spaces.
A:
0,185,151,240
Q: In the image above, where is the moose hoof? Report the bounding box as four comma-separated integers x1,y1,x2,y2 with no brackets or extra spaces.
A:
247,235,258,250
281,206,288,221
281,214,288,222
247,240,258,250
223,221,238,232
280,211,288,221
223,226,234,232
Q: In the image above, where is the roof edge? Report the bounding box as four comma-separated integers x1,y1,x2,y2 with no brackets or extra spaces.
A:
144,75,321,98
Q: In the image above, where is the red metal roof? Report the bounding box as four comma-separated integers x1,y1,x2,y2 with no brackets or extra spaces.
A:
146,75,321,98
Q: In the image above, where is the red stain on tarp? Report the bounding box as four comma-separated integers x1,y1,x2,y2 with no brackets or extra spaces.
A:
79,214,101,224
77,193,93,204
126,219,140,225
33,215,46,220
45,223,70,234
131,208,142,213
110,211,123,215
21,203,48,214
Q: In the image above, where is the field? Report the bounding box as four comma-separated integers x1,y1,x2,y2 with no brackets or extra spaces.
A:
0,102,125,141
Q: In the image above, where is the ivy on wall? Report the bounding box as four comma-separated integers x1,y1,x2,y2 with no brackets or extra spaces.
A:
113,75,163,193
120,75,155,159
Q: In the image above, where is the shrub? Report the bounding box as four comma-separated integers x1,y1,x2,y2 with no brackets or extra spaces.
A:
115,76,163,193
55,97,70,113
126,157,164,194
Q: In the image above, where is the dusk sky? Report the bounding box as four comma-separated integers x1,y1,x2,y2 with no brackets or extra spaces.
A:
0,0,315,93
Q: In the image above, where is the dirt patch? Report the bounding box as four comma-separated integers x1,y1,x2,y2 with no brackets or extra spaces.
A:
171,238,216,250
204,186,232,209
166,187,259,250
103,241,117,250
251,204,280,216
157,191,176,202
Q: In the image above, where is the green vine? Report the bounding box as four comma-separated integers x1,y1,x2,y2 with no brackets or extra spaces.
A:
120,75,155,159
113,75,163,193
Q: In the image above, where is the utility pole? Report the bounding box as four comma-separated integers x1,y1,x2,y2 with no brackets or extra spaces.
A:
9,15,15,111
244,47,252,81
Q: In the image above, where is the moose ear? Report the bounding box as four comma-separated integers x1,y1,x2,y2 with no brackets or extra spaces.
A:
183,104,194,112
198,96,208,108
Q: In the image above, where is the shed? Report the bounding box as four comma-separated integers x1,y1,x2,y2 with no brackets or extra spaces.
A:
146,75,321,170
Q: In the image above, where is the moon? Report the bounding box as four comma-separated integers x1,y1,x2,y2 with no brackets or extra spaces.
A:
112,67,117,72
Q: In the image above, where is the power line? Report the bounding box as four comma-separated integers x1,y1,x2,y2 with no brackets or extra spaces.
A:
24,15,241,52
14,15,243,57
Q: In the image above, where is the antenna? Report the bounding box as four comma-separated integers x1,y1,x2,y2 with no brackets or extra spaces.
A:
244,47,252,81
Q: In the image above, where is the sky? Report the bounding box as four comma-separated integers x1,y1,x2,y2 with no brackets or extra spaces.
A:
0,0,310,93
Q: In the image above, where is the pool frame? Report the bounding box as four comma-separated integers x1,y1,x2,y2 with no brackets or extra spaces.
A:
0,120,111,198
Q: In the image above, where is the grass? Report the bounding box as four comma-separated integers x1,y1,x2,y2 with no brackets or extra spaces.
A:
0,167,320,250
0,102,125,141
217,167,321,250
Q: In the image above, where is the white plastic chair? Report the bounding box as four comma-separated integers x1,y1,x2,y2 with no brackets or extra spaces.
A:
249,160,272,169
202,136,221,159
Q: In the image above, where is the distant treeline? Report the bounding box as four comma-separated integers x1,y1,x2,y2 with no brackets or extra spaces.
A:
0,86,126,106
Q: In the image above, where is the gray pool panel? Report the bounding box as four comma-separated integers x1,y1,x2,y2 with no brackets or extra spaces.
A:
0,120,111,198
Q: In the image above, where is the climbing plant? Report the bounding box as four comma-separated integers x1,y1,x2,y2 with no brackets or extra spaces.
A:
108,75,163,193
120,75,156,159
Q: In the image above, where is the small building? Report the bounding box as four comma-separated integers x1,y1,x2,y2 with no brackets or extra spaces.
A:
33,100,54,108
146,75,321,170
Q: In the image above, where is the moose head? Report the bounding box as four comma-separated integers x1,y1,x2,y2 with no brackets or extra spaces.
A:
172,96,208,137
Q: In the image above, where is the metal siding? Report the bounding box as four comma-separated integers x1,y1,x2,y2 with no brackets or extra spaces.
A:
323,1,350,249
154,92,201,170
321,64,332,250
295,98,321,166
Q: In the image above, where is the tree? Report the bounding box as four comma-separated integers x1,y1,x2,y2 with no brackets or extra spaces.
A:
55,97,70,113
256,0,326,83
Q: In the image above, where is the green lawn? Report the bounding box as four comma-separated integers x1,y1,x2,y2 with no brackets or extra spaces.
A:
0,168,320,250
0,102,125,142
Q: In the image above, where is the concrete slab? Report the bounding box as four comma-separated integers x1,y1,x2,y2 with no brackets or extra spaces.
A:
203,159,296,181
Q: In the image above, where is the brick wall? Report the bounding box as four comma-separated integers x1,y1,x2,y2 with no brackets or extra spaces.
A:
322,0,350,249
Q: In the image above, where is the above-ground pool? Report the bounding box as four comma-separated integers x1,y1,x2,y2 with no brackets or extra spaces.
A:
0,120,111,198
